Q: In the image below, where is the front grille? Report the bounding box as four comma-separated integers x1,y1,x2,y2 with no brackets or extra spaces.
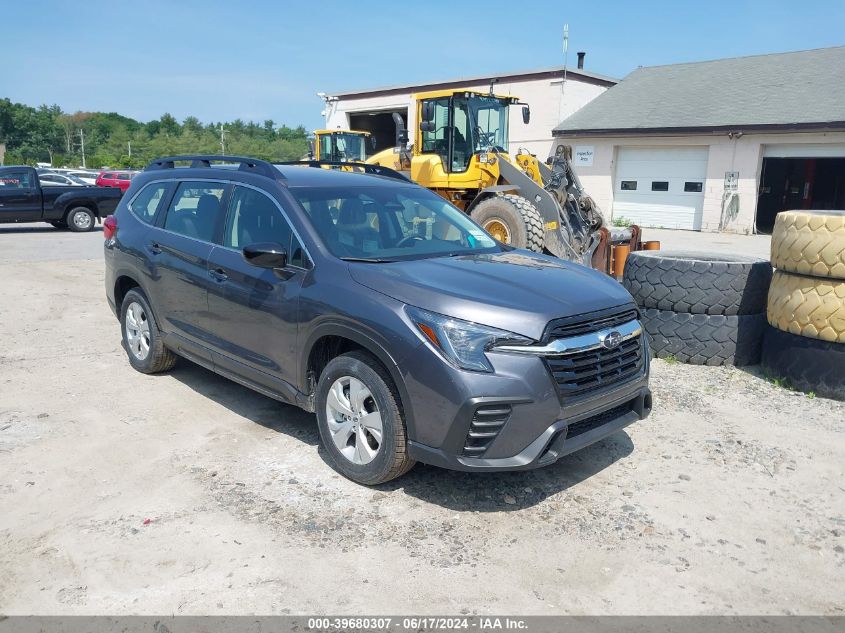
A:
566,401,634,439
546,334,644,400
461,404,511,457
547,307,639,339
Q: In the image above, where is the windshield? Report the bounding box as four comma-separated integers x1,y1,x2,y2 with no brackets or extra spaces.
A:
327,133,367,162
468,96,509,152
292,185,500,261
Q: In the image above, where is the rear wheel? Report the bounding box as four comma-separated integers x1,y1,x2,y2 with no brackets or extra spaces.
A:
470,194,544,252
66,207,96,232
119,289,177,374
315,351,414,485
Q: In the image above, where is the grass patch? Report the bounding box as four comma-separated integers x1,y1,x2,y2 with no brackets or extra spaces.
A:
612,215,633,228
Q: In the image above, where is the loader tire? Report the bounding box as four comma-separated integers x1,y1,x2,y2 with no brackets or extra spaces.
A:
623,251,772,315
471,194,544,252
642,308,766,366
767,270,845,343
761,325,845,401
770,210,845,279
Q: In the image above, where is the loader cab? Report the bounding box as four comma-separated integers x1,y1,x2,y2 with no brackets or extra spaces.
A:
313,130,373,163
416,91,524,174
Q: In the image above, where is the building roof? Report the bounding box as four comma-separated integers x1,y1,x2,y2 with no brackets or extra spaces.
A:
554,46,845,137
331,65,617,99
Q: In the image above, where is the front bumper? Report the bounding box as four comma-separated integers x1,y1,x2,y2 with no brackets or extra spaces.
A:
398,331,651,472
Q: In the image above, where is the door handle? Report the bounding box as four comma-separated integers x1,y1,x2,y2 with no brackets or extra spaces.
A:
147,242,162,255
209,268,228,282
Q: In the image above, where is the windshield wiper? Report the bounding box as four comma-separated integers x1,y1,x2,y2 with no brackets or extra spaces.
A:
340,256,398,263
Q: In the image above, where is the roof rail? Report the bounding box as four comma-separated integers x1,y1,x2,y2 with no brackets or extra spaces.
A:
277,160,410,183
146,155,284,181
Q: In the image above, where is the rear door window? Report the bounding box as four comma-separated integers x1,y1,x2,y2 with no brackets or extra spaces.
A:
163,181,227,242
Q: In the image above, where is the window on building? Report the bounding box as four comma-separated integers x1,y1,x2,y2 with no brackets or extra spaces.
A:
620,180,637,191
651,181,669,192
684,181,703,193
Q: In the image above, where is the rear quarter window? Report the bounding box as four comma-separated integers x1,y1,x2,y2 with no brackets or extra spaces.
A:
128,182,170,225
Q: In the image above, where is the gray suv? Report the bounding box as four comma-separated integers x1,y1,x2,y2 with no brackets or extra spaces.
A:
104,155,651,485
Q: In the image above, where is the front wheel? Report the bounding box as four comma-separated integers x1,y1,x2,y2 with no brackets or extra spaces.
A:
66,207,96,232
315,351,414,485
470,194,544,252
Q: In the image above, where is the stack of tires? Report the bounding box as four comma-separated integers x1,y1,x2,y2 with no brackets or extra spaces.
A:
623,251,773,366
762,210,845,400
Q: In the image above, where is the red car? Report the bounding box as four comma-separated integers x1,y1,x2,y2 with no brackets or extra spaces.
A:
96,171,136,193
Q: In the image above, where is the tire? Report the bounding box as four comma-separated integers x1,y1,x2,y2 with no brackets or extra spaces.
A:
470,193,544,252
642,308,766,366
770,210,845,280
623,251,772,315
66,206,96,232
767,270,845,343
50,220,67,229
119,289,177,374
761,325,845,400
315,350,414,485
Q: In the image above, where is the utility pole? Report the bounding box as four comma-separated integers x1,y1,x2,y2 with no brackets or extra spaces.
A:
79,128,86,169
219,124,226,155
128,141,132,160
558,24,570,122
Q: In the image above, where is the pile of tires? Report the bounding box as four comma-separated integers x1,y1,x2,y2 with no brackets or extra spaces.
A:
623,251,772,366
762,210,845,400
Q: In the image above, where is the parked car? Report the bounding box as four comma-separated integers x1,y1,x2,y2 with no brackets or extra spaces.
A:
0,165,122,231
96,170,136,192
65,170,98,185
38,172,89,187
104,155,651,485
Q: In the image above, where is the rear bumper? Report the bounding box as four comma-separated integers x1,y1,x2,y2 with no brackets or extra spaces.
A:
407,384,651,472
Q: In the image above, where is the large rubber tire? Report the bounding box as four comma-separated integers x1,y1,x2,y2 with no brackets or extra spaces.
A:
119,289,177,374
66,206,97,233
642,308,766,366
770,210,845,280
767,270,845,343
761,325,845,401
315,350,415,485
470,194,544,252
623,251,772,315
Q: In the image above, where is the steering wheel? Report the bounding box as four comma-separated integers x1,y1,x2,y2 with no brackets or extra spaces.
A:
396,235,425,248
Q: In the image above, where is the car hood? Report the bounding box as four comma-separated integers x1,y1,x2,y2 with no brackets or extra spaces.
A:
347,250,636,340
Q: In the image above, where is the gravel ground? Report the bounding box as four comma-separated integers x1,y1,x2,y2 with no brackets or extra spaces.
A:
0,225,842,615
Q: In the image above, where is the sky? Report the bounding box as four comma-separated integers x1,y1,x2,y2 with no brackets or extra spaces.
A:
2,0,844,130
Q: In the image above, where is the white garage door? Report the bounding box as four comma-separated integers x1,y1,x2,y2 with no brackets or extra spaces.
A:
612,146,709,230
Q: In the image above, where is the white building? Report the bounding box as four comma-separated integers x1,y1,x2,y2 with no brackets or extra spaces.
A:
322,59,616,159
552,47,845,234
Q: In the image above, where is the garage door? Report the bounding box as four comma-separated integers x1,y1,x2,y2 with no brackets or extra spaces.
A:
612,147,709,230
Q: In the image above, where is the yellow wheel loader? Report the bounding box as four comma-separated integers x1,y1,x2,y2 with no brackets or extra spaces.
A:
366,89,645,272
309,129,375,163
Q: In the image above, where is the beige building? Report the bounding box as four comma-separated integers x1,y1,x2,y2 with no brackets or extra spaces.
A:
552,47,845,234
322,60,616,158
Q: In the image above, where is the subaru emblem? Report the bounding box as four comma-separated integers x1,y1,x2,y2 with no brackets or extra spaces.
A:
600,330,623,349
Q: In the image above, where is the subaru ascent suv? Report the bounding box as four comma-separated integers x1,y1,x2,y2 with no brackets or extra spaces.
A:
104,155,651,485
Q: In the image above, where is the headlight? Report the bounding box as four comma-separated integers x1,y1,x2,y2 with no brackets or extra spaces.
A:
405,306,534,372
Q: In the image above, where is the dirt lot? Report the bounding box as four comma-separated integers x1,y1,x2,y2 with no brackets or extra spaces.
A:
0,226,843,615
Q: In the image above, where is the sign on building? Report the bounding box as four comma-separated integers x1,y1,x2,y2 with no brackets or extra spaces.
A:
574,146,594,167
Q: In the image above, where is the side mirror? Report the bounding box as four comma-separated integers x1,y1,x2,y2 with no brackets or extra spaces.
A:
308,139,315,160
420,120,434,133
522,105,530,124
370,135,377,149
243,242,288,269
421,101,435,122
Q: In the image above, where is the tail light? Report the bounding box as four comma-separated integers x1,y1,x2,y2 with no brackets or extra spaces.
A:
103,215,117,240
